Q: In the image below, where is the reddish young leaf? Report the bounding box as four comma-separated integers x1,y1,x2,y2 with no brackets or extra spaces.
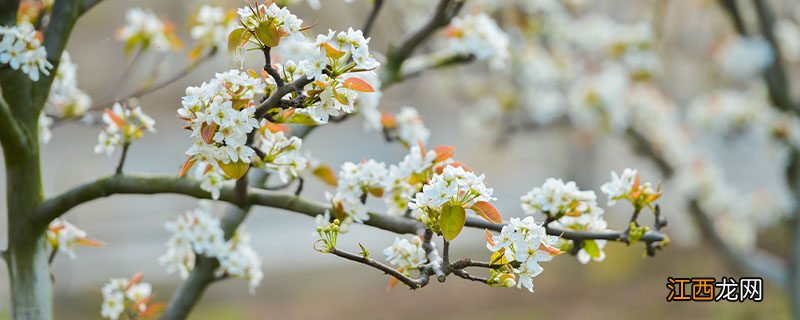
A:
343,77,376,92
448,161,471,172
484,229,495,247
126,272,144,290
322,42,346,60
76,237,105,248
432,145,454,162
200,122,217,144
261,121,289,134
380,112,396,129
312,165,338,187
178,157,197,178
104,109,125,127
539,243,563,256
387,273,400,290
471,201,502,224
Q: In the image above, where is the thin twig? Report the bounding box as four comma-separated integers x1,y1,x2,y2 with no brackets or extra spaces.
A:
329,247,426,289
114,143,130,175
361,0,384,37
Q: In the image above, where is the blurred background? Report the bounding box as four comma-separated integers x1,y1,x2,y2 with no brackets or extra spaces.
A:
0,0,795,318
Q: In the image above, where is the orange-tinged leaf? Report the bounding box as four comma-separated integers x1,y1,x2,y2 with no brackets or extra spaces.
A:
247,69,260,78
312,165,338,187
178,157,197,178
105,109,125,127
282,108,297,119
447,161,471,172
380,112,396,129
387,273,399,290
471,201,502,224
631,174,641,193
432,145,454,162
261,121,289,134
127,272,144,290
139,302,165,317
322,42,346,60
201,122,217,144
484,229,495,247
444,26,463,38
440,204,466,241
417,140,426,155
188,45,204,61
539,243,563,256
219,161,250,180
76,238,105,248
343,77,376,92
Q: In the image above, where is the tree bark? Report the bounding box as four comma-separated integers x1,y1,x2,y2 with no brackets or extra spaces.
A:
5,134,51,320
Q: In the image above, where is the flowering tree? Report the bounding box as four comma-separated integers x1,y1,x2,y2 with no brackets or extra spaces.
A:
19,0,800,318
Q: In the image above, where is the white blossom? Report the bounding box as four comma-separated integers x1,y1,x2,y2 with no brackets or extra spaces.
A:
0,21,53,81
383,236,426,271
45,51,91,118
116,8,181,52
94,102,155,157
486,217,560,293
444,13,509,69
100,275,154,320
160,203,264,293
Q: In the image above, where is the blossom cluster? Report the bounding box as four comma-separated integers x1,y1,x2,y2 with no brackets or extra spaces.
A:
234,2,304,48
410,164,497,238
383,236,427,273
44,51,91,118
116,8,182,53
0,21,52,81
273,28,381,124
319,144,454,231
178,69,310,198
521,178,607,264
327,159,388,227
46,218,102,259
486,217,561,292
444,13,509,69
383,145,439,215
253,123,308,183
601,168,661,209
190,5,237,55
100,274,156,320
159,203,263,293
94,102,156,157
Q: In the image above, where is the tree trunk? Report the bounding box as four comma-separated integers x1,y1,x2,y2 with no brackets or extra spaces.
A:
5,134,51,320
787,151,800,320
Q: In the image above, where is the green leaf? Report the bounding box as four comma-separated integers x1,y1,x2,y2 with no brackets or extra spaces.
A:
255,21,281,47
228,28,248,52
288,113,319,126
582,240,601,259
440,205,466,241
